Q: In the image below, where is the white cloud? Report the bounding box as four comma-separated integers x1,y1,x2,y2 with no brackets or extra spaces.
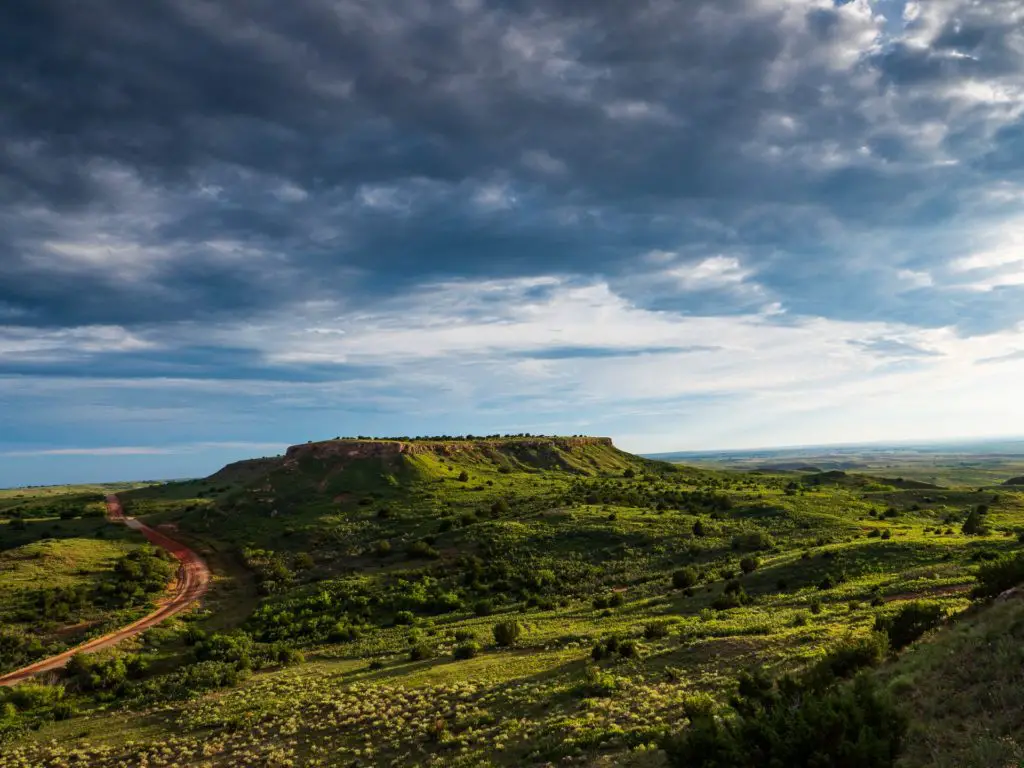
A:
0,325,154,361
642,249,677,265
521,149,566,175
0,446,178,457
897,268,934,289
603,100,674,123
273,182,309,202
472,183,516,211
663,256,755,291
948,219,1024,290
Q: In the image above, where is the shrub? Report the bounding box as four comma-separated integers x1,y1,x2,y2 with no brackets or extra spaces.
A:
681,692,716,720
662,673,906,768
962,508,988,536
5,683,65,712
194,633,254,670
811,633,889,684
453,641,480,660
731,531,775,552
409,643,433,661
809,598,823,614
576,666,623,698
329,622,361,642
874,601,944,650
643,621,671,640
493,620,522,647
473,599,495,616
453,629,476,643
880,529,892,540
618,639,638,658
393,610,415,626
673,567,699,589
713,588,749,610
973,552,1024,599
608,592,625,607
406,540,440,559
374,539,392,557
457,470,470,482
739,556,760,574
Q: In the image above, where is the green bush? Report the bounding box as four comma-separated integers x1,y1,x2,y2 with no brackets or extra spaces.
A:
576,666,623,698
663,673,906,768
452,641,480,660
643,621,671,640
493,620,522,647
873,601,944,650
961,508,988,536
409,643,433,661
811,633,889,684
618,639,638,658
731,531,775,552
672,567,699,589
973,552,1024,598
406,540,440,559
739,556,760,574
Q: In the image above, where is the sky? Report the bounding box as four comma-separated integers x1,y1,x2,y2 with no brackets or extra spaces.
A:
3,0,1024,486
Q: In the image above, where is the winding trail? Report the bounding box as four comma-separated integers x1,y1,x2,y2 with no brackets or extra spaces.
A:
0,495,210,687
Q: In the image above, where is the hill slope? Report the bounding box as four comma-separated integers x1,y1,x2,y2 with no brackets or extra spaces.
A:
878,592,1024,767
3,437,1024,767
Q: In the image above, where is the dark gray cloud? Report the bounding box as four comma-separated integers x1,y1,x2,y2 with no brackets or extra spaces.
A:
1,0,1023,336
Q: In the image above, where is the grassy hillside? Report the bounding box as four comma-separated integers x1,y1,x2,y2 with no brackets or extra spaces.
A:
0,490,170,676
2,438,1024,766
876,591,1024,768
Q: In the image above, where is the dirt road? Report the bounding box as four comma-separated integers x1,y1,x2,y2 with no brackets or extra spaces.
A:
0,495,210,687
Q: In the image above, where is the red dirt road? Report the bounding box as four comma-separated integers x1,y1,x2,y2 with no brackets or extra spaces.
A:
0,495,210,687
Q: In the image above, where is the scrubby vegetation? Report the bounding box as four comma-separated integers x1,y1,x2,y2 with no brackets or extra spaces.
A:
3,438,1024,766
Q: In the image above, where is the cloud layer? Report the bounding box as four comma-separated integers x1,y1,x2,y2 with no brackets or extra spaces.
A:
2,0,1024,483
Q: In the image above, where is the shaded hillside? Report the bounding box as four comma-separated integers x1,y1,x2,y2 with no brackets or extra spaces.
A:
802,470,943,490
1004,476,1024,486
877,591,1024,768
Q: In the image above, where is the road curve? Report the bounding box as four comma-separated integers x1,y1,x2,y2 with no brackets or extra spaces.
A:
0,495,210,687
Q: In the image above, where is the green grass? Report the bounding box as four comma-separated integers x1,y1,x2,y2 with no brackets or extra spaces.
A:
0,513,154,674
2,439,1023,767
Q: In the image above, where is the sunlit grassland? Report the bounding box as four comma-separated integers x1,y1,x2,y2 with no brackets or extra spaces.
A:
3,445,1023,767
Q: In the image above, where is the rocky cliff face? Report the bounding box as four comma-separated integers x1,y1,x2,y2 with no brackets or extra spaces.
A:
282,437,614,465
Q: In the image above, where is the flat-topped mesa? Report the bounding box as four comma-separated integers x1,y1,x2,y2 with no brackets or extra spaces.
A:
283,436,614,464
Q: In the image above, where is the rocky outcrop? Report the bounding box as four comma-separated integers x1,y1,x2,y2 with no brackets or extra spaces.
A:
282,437,614,465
